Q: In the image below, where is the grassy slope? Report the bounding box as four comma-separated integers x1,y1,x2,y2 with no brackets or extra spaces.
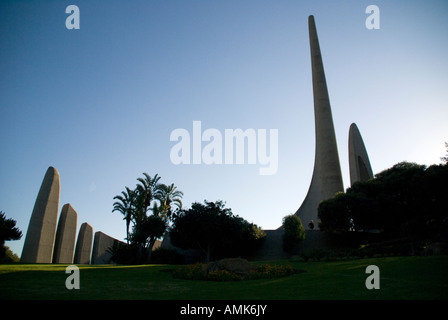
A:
0,256,447,300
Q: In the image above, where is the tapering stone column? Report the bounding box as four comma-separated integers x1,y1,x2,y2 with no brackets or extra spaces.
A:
348,123,373,185
21,166,61,263
74,222,93,264
53,204,78,264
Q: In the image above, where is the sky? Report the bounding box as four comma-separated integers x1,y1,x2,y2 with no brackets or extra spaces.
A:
1,0,447,257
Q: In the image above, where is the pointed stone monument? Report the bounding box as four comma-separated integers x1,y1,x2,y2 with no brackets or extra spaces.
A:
53,203,78,264
294,16,344,229
74,222,93,264
348,123,373,185
21,166,61,263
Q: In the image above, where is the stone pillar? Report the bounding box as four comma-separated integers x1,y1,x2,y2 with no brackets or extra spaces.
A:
21,166,60,263
53,204,78,264
348,123,374,186
73,222,93,264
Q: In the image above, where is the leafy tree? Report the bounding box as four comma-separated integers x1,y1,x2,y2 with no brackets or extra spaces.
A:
281,214,305,253
0,211,22,245
129,214,167,262
318,160,448,243
170,200,265,262
0,211,22,263
318,192,353,233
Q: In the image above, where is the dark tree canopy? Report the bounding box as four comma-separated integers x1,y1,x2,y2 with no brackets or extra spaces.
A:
318,161,448,242
0,211,22,263
0,211,22,245
170,200,265,261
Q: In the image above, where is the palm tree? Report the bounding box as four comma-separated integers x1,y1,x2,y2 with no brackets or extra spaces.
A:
136,173,161,217
112,173,184,263
154,183,184,220
112,186,135,244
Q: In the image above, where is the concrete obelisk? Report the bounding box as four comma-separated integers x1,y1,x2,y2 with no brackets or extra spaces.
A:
21,166,61,263
348,123,373,186
294,16,344,229
74,222,94,264
53,203,78,264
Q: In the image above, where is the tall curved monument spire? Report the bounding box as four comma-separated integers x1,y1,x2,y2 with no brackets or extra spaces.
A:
295,16,344,229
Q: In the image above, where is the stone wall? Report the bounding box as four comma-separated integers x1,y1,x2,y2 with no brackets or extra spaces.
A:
251,229,334,261
91,231,122,264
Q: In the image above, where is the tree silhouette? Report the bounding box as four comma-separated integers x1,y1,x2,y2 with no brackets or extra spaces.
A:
0,211,22,262
0,211,22,245
112,173,183,263
170,200,265,262
113,187,136,244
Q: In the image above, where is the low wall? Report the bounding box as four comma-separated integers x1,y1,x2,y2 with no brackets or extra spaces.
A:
91,231,123,264
251,229,334,261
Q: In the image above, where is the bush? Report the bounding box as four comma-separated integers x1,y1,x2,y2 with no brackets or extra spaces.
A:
282,214,305,253
172,259,304,282
251,264,299,279
151,248,184,264
300,248,331,261
108,242,142,264
0,246,20,264
172,263,205,280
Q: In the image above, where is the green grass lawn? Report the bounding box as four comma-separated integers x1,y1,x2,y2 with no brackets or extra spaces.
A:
1,256,447,300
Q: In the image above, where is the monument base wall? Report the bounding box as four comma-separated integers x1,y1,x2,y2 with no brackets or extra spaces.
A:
91,231,124,264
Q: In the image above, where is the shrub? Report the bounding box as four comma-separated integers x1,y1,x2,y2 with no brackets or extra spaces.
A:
282,214,305,253
172,263,205,280
250,264,298,279
207,269,243,281
151,248,184,264
172,259,304,282
0,246,20,263
108,242,141,264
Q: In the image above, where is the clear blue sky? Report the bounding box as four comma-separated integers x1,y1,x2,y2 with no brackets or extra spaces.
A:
1,1,447,256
